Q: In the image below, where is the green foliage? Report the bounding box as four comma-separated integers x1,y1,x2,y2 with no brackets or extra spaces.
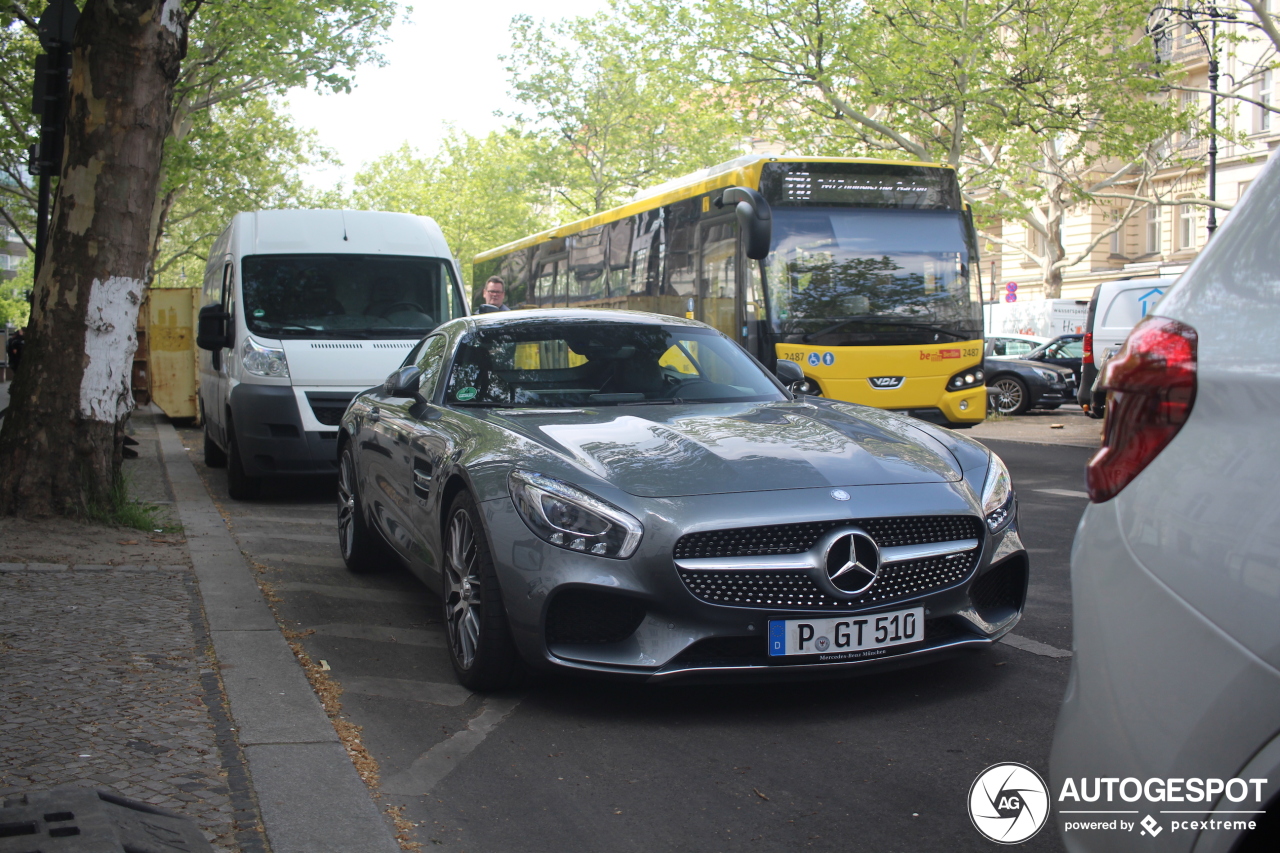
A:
84,471,176,532
0,254,32,327
154,95,336,287
350,130,550,290
505,6,745,216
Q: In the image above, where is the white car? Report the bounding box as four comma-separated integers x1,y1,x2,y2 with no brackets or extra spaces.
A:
984,333,1051,359
1049,150,1280,851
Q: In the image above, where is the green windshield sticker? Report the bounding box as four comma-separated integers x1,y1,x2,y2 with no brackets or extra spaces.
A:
253,308,265,317
456,387,478,401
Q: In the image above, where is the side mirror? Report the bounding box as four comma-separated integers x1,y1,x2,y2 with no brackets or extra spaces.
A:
196,303,231,351
384,365,422,398
775,358,808,394
716,186,773,260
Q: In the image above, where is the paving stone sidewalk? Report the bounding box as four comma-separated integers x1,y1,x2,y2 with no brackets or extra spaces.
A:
0,412,267,852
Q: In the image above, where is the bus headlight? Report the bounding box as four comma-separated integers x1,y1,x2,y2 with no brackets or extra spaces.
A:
242,337,290,378
948,367,984,391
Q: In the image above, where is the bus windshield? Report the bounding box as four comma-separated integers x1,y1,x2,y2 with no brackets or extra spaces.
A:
764,208,981,347
242,254,464,339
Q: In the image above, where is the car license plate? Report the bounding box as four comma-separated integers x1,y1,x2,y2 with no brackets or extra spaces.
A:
767,607,924,663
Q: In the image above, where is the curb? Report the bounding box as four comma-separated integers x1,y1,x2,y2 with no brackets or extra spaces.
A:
153,417,400,853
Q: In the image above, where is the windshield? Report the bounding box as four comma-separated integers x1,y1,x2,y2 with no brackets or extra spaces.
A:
242,254,465,339
444,321,786,408
765,208,982,346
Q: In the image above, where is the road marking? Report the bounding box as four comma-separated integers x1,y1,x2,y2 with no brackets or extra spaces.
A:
257,554,347,569
231,515,332,526
237,532,337,544
342,676,472,706
1002,633,1072,658
308,623,444,647
277,581,417,603
380,695,524,796
1035,488,1090,499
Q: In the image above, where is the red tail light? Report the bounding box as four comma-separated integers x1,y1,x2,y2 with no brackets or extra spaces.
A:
1086,317,1197,502
1082,332,1093,361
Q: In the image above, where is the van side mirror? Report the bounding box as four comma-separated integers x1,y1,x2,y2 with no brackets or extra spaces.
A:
196,303,231,351
384,365,422,398
775,358,807,394
716,186,773,260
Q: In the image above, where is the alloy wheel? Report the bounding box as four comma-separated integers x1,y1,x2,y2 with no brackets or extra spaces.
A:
445,508,483,670
992,378,1025,415
337,452,356,560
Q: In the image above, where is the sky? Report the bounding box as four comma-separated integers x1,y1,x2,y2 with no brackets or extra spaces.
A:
284,0,608,190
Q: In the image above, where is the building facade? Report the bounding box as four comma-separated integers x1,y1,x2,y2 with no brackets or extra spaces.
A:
987,18,1279,301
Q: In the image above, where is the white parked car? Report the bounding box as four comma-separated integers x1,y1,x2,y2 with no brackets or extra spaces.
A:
1049,150,1280,851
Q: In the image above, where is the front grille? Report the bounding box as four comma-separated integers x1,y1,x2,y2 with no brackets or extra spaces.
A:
674,515,983,559
306,393,356,427
310,406,347,426
677,549,979,610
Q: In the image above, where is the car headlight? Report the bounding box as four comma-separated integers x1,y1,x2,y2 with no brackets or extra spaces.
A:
981,453,1014,533
242,336,289,378
1033,367,1060,383
509,471,643,559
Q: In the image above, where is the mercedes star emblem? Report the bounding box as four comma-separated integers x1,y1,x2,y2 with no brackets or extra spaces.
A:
824,531,881,595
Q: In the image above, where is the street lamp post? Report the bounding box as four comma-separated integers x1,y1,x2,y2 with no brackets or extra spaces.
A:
1150,5,1233,241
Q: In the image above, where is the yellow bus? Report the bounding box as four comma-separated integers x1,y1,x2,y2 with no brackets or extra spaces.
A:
473,155,987,428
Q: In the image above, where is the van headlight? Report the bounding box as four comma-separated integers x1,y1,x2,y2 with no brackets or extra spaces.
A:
981,453,1014,533
509,471,643,559
242,337,290,378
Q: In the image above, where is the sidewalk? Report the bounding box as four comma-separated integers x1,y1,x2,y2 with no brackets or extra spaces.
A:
0,406,400,853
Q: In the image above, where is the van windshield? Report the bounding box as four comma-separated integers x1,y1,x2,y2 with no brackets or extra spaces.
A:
241,254,465,339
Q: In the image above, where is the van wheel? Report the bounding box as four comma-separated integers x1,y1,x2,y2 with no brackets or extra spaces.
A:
203,424,227,468
226,419,262,500
443,491,521,691
337,444,390,573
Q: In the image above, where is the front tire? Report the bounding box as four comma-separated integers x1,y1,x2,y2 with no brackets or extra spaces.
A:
337,444,390,573
226,418,262,500
442,491,520,691
204,424,227,468
990,376,1030,416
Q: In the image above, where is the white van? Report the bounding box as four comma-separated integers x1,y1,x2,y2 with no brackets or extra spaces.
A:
195,210,467,499
1077,275,1178,417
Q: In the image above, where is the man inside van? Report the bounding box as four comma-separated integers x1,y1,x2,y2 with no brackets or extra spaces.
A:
477,276,509,313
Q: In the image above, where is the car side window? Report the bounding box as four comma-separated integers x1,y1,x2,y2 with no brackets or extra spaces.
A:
1061,339,1084,358
1008,340,1034,356
414,335,450,398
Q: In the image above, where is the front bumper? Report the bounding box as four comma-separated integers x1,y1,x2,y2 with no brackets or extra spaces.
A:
480,481,1028,682
229,383,356,477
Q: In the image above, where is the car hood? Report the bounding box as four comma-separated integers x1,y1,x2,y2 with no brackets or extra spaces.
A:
485,400,964,498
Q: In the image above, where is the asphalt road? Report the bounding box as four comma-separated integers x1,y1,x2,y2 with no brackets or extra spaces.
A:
176,424,1093,852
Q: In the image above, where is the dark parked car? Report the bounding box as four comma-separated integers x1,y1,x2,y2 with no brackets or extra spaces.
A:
984,357,1075,416
1021,334,1084,387
338,309,1028,689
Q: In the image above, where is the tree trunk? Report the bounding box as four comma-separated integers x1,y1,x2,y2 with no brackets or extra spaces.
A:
0,0,185,517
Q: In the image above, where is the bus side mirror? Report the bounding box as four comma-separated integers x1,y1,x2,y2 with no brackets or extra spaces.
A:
716,186,772,260
196,303,231,351
775,358,807,393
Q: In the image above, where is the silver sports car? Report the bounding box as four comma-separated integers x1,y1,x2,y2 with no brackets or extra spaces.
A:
337,310,1028,689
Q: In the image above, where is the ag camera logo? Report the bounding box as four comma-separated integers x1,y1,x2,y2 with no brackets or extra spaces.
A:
969,762,1050,844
